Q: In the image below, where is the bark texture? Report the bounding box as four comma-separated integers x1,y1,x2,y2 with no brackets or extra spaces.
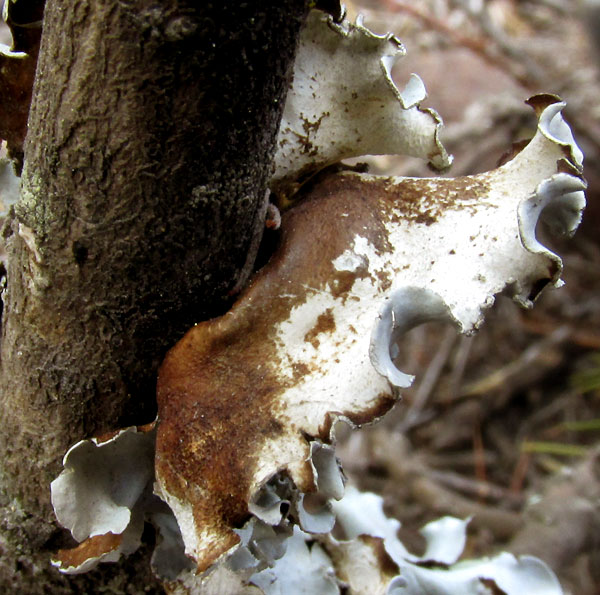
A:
0,0,308,590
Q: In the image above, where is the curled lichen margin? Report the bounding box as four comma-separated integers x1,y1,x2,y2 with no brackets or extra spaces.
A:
271,7,452,202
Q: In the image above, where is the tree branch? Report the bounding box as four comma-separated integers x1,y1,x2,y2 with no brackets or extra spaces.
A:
0,0,308,588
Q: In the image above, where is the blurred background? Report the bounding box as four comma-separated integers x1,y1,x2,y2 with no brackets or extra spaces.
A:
335,1,600,593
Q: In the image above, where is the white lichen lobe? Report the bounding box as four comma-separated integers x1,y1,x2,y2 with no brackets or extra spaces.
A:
271,9,451,201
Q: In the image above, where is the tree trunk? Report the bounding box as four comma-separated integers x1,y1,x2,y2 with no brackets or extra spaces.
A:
0,0,308,590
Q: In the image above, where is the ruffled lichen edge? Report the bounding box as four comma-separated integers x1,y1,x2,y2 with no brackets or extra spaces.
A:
271,8,451,203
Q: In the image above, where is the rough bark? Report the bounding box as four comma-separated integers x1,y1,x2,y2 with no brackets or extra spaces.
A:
0,0,308,590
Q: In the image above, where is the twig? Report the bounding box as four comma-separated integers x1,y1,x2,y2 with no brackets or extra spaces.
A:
460,325,571,397
410,475,523,540
399,326,457,431
385,0,535,88
368,431,523,540
518,392,580,440
509,450,531,495
520,315,600,350
453,0,544,83
426,449,498,470
426,468,524,508
446,335,474,399
473,416,488,490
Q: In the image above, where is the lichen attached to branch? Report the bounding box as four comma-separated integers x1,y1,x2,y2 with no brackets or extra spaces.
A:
48,5,584,594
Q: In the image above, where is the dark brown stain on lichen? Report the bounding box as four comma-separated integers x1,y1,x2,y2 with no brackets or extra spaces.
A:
316,390,397,442
156,169,487,572
376,174,490,226
497,139,530,168
526,93,561,116
329,269,364,300
93,422,156,445
361,535,400,577
156,171,398,572
376,269,392,292
55,533,123,571
557,156,584,177
342,391,397,428
289,111,331,158
304,308,336,348
292,361,312,380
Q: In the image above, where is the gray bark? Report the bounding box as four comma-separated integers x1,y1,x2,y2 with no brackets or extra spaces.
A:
0,0,308,590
